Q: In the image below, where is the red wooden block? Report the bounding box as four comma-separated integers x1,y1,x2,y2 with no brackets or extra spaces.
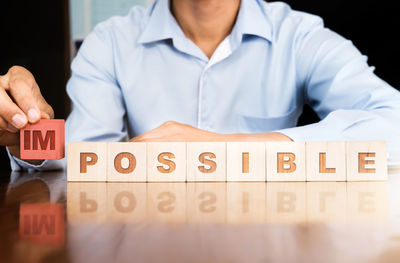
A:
19,203,65,247
20,119,65,160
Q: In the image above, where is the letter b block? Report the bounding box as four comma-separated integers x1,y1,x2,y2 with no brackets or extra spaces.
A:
20,119,65,160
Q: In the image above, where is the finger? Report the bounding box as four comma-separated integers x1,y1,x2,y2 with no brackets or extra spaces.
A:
0,88,28,128
0,131,19,146
0,116,18,133
7,77,41,123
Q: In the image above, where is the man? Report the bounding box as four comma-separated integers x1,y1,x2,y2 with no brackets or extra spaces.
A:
1,0,400,171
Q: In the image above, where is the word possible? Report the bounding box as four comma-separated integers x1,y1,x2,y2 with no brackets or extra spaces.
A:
67,141,387,182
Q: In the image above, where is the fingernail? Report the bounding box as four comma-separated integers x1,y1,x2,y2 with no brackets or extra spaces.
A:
7,123,18,133
12,114,27,128
27,108,40,122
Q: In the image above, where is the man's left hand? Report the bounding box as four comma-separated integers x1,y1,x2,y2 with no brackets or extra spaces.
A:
129,121,292,142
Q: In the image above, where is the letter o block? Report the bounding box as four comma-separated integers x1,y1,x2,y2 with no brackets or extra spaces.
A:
20,119,65,160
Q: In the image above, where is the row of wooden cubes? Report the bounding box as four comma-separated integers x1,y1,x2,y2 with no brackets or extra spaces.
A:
67,141,387,182
67,182,388,223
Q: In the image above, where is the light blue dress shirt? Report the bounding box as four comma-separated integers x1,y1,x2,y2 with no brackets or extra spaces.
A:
10,0,400,170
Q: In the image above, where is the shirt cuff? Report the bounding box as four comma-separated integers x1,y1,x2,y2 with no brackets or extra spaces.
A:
6,148,64,172
276,122,345,142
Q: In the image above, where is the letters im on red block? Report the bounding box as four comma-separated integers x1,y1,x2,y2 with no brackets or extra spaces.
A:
20,119,65,160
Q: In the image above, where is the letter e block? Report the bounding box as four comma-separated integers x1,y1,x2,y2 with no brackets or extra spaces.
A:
67,142,107,181
346,141,387,181
20,119,65,160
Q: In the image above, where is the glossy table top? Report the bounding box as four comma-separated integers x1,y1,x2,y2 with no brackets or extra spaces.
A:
1,168,400,263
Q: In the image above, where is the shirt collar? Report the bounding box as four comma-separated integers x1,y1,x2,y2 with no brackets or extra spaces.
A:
138,0,273,45
138,0,185,44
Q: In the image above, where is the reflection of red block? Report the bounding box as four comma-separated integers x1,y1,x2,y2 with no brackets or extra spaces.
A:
19,203,65,247
20,119,65,160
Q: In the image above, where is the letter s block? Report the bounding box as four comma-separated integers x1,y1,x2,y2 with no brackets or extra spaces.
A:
20,119,65,160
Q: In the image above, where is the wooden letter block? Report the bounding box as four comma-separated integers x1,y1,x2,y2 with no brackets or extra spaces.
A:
187,142,226,182
19,203,65,246
266,142,306,181
107,142,147,182
306,142,346,181
306,182,347,222
227,142,266,181
67,182,107,222
67,142,107,181
227,182,266,223
20,119,65,160
147,142,186,182
107,183,147,222
346,141,387,181
266,182,306,223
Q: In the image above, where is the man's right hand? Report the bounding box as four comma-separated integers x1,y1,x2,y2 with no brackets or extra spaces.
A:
0,66,54,159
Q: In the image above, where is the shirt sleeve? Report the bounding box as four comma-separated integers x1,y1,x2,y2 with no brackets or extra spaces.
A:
9,22,127,171
278,18,400,165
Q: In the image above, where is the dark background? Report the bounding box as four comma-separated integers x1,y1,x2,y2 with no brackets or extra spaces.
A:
0,0,399,172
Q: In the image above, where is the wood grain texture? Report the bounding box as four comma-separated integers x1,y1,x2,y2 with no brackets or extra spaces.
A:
227,142,266,181
67,142,107,182
107,142,147,182
147,142,186,182
187,142,226,182
306,142,346,181
346,141,388,181
266,142,306,181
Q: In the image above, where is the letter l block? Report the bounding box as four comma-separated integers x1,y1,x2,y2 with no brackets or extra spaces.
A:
20,119,65,160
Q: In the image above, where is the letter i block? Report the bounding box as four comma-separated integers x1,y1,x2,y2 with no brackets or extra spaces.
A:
20,119,65,160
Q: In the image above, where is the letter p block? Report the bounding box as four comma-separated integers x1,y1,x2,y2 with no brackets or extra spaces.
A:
20,119,65,160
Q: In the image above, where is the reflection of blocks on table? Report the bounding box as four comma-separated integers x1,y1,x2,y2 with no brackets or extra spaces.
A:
346,182,388,222
266,182,306,223
306,182,347,222
186,183,227,223
19,203,65,246
146,183,187,223
227,182,266,223
67,183,107,222
107,183,147,222
20,119,65,160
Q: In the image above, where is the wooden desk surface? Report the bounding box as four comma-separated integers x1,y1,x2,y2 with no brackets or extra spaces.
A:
1,169,400,263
